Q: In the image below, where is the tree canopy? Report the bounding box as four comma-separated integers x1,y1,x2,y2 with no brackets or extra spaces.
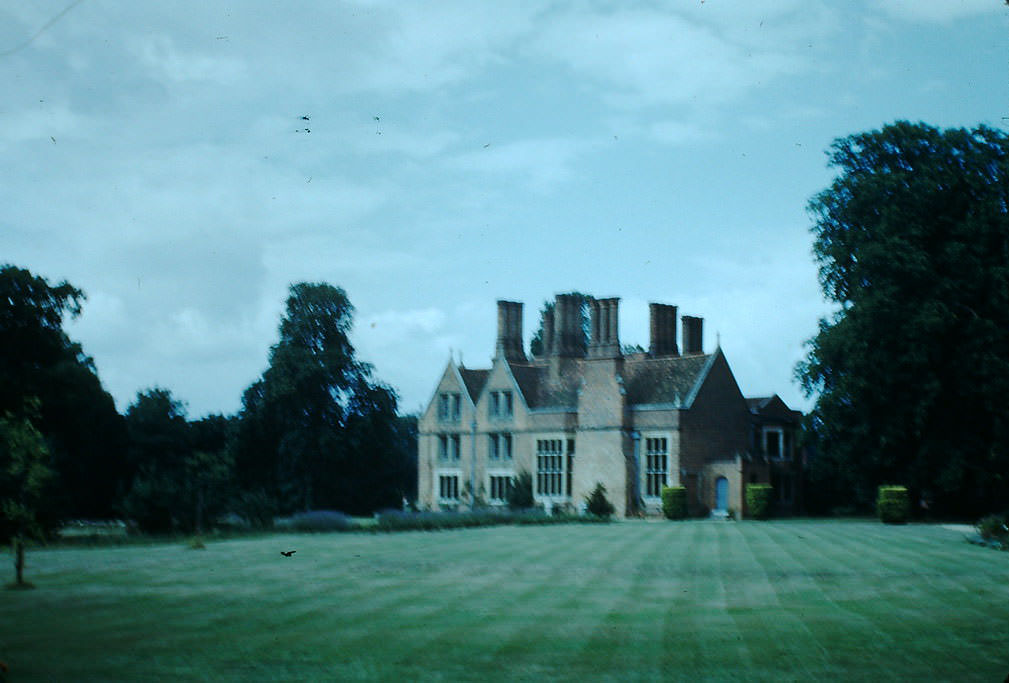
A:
796,121,1009,517
0,265,127,520
234,283,413,515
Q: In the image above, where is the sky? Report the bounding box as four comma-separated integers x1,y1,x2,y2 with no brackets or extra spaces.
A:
2,0,1007,419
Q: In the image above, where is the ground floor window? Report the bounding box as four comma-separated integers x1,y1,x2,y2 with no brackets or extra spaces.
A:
489,475,514,502
645,437,668,497
566,439,574,497
438,474,459,501
536,439,564,496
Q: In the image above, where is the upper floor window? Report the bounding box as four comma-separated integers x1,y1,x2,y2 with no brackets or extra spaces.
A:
764,428,786,460
438,434,461,462
488,390,513,419
488,433,512,461
438,392,462,422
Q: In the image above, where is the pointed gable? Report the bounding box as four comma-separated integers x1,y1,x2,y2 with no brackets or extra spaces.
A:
458,368,489,403
746,394,802,422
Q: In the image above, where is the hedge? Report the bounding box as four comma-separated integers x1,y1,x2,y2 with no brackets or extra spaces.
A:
373,509,609,532
277,510,355,532
661,486,688,520
877,486,910,524
746,484,773,520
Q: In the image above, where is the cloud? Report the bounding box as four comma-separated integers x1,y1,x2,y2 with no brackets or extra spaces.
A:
353,304,489,413
132,34,247,84
648,119,715,145
871,0,1002,23
0,104,83,147
532,6,806,109
449,138,588,191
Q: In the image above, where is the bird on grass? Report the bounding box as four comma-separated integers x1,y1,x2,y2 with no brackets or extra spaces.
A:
281,550,296,557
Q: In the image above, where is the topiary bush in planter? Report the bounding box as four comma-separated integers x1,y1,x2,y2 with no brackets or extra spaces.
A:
586,483,615,519
877,486,909,524
661,486,688,520
746,484,773,520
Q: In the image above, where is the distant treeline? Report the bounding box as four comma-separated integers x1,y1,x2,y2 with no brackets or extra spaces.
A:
0,265,416,537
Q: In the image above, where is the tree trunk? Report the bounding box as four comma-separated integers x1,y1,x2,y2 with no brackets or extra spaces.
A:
14,536,25,586
195,488,204,535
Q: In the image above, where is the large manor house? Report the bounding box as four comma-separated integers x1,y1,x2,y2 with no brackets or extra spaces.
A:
417,294,802,518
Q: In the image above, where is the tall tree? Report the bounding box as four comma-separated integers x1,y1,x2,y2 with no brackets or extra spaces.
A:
234,283,411,515
0,265,128,520
121,388,190,532
187,414,235,534
0,404,55,587
796,121,1009,517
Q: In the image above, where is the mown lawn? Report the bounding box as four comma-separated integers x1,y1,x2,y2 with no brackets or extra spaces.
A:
1,520,1007,681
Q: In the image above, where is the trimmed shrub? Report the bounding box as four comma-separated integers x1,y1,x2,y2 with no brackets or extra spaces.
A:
285,510,355,532
746,484,773,520
586,483,615,518
661,486,688,520
976,512,1009,543
877,486,910,524
507,471,534,510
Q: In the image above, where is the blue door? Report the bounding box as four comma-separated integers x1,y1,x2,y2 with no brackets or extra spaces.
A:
715,477,729,511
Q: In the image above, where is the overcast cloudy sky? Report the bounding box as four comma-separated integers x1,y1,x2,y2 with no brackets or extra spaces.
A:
2,1,1007,418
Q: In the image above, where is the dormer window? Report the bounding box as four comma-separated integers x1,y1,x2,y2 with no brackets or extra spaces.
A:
438,392,461,422
489,390,513,419
764,428,787,460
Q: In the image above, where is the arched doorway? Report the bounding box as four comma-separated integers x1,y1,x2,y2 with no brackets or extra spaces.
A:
715,476,729,512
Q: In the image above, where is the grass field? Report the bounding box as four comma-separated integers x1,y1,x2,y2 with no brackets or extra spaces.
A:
2,520,1007,681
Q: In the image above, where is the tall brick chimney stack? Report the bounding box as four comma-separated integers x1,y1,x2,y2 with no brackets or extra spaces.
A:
540,307,555,357
588,297,621,358
682,315,704,355
552,293,584,357
648,303,678,356
495,300,526,362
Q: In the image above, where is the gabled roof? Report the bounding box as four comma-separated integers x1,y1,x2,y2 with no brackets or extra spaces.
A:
458,368,489,403
623,354,712,407
494,353,714,411
507,363,547,407
505,362,581,409
746,394,802,422
746,396,775,412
